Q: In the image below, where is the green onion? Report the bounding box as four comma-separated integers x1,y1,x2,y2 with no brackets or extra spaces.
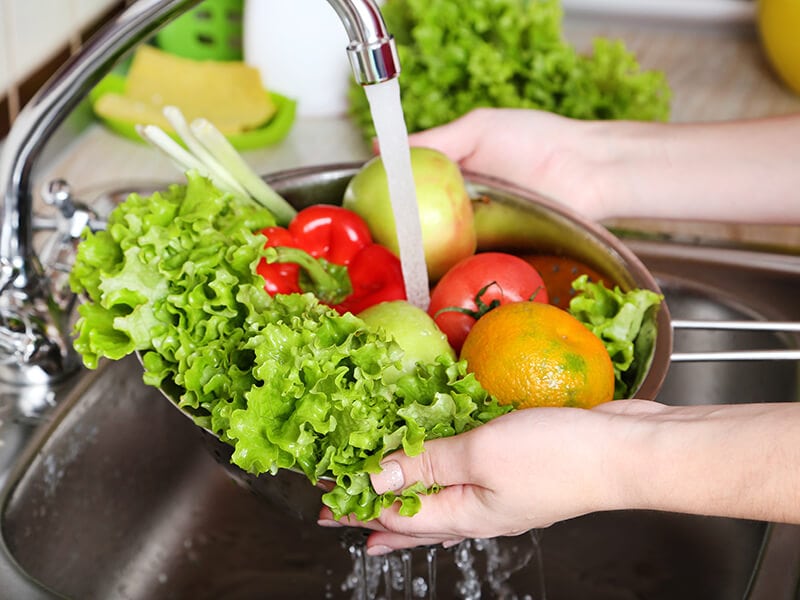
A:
136,106,297,225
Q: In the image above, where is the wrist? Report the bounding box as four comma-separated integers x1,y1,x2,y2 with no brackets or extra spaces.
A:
597,403,728,516
578,119,669,221
600,402,800,522
592,401,668,513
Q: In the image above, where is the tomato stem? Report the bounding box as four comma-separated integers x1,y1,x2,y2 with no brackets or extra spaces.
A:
435,282,548,321
528,286,545,303
434,282,503,320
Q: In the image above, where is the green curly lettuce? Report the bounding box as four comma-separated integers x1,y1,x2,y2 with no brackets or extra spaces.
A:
568,275,663,399
70,170,275,435
349,0,671,137
229,308,505,521
69,173,509,520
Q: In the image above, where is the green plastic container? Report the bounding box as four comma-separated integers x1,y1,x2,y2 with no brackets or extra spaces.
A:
156,0,244,61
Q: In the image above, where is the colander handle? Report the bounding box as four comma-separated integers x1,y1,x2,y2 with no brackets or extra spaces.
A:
670,319,800,362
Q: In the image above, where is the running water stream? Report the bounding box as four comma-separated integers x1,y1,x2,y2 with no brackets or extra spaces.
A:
362,79,431,310
335,77,546,599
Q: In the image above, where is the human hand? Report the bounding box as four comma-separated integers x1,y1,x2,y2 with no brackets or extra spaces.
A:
319,399,668,555
406,108,616,221
406,108,800,225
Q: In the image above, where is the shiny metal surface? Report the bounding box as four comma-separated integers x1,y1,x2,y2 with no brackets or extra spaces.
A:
326,0,401,84
671,320,800,361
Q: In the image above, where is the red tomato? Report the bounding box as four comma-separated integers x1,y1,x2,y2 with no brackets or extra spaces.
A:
428,252,549,354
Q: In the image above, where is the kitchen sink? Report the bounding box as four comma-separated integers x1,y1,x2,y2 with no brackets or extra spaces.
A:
0,237,798,599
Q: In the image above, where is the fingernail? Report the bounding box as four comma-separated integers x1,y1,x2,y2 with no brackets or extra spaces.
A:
315,480,335,491
317,519,344,528
366,544,393,556
442,539,465,549
372,460,404,494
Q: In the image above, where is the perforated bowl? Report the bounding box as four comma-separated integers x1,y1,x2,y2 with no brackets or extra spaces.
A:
154,163,672,521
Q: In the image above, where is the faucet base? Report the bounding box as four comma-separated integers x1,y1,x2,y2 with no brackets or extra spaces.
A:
0,259,79,387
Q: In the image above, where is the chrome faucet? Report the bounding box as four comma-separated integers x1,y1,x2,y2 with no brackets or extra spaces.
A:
0,0,400,387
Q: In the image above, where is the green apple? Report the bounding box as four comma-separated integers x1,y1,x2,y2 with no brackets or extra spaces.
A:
343,147,477,282
359,300,455,381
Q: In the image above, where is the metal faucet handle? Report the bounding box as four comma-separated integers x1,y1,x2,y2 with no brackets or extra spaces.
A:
0,309,70,376
0,274,78,386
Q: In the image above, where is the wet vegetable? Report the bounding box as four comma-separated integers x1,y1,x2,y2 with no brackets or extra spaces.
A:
359,300,456,381
428,252,549,354
69,172,509,521
258,204,407,314
343,147,476,282
568,276,663,399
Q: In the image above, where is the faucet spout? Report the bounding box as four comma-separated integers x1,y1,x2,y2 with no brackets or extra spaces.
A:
0,0,399,386
326,0,400,85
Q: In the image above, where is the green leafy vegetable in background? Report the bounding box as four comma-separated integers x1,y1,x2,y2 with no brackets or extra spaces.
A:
349,0,671,137
69,172,509,520
568,275,663,399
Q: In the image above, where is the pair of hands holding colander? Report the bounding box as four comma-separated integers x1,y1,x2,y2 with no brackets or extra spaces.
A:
318,108,800,554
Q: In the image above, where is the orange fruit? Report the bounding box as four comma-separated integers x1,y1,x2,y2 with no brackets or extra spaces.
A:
460,301,615,409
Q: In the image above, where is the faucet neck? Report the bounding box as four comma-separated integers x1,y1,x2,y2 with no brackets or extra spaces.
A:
326,0,400,84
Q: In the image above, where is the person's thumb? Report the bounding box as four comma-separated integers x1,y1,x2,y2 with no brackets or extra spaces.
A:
370,436,473,495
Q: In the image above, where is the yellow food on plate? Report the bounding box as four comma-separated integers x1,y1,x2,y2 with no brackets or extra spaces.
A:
93,46,276,134
460,301,615,409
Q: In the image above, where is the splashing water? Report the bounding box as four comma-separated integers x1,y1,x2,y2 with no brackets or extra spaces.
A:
363,79,431,310
338,76,545,600
426,547,437,600
339,534,546,599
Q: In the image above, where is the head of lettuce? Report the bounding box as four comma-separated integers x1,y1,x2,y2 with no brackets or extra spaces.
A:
69,171,510,521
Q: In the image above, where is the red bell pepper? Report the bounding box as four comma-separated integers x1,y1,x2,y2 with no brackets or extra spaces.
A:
256,205,406,314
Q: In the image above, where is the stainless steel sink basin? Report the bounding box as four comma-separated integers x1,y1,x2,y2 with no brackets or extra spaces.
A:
1,237,798,599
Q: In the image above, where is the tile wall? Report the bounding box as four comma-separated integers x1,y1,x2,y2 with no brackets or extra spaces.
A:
0,0,126,135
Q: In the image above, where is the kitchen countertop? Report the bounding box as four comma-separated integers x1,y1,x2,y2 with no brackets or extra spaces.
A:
33,15,800,250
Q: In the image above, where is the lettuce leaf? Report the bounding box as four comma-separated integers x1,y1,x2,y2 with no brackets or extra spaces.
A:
69,174,509,520
230,304,508,521
568,275,663,399
349,0,671,137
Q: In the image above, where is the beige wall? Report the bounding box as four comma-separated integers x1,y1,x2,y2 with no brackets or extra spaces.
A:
0,0,122,117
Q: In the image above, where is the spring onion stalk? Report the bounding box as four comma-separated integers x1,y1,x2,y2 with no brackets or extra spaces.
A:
189,118,296,225
136,122,249,200
162,106,251,199
136,107,297,225
136,124,206,175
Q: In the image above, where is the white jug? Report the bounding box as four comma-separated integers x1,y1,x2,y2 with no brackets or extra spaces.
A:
243,0,353,117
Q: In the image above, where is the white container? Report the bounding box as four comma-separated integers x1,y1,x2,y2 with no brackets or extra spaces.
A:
243,0,353,117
